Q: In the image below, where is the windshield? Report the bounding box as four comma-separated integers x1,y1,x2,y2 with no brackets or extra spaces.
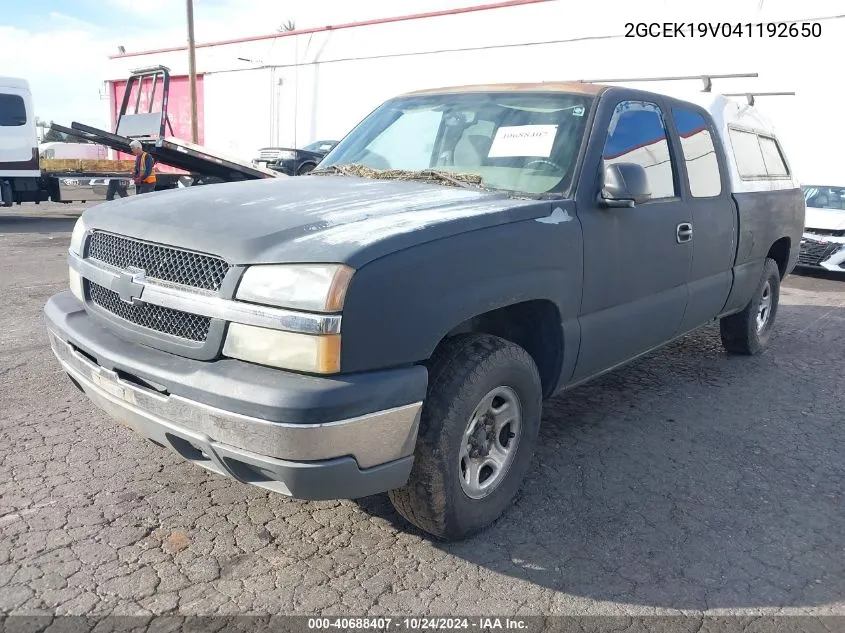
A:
803,185,845,210
303,140,337,152
319,92,594,196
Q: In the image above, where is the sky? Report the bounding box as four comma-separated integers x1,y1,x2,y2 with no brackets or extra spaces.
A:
4,0,844,125
2,0,844,182
0,0,463,127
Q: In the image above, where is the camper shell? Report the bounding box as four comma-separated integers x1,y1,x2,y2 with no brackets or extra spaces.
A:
677,91,799,193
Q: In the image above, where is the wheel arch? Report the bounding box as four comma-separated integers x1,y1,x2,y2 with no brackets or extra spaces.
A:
297,161,317,175
439,299,564,398
767,236,791,278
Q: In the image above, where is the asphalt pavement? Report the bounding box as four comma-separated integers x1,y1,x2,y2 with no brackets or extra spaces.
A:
1,203,844,618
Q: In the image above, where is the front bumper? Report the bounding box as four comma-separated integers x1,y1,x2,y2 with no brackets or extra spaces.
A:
797,233,845,272
45,291,427,500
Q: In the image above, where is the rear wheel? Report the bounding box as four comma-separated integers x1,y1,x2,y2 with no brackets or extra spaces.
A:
388,334,542,540
720,257,781,355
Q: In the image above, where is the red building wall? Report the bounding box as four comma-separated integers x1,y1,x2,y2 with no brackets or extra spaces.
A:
108,74,205,172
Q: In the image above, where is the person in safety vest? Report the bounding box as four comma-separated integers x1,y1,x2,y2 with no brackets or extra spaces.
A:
129,140,156,194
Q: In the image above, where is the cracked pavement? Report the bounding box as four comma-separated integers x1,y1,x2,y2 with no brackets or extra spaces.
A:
1,203,844,617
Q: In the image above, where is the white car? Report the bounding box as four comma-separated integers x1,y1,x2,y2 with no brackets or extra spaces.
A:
797,185,845,273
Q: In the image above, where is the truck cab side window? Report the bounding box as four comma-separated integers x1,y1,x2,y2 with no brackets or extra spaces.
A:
602,101,676,199
672,107,722,197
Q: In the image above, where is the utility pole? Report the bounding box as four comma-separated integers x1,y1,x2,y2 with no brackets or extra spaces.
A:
186,0,199,144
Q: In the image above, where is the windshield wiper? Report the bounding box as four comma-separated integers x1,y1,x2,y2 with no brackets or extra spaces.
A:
311,164,485,190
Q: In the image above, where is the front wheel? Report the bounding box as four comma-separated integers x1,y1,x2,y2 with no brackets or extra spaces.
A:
388,334,542,541
720,257,781,355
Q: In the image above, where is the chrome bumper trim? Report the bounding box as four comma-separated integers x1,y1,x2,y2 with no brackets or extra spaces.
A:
48,329,421,469
68,250,342,335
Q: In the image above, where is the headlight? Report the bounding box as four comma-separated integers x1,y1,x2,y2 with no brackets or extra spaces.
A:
223,324,341,373
276,150,296,160
236,264,354,312
69,217,87,255
69,268,85,303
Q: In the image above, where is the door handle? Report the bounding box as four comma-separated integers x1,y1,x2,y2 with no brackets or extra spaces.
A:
676,222,693,244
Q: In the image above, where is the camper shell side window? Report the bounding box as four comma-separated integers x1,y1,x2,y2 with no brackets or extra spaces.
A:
727,125,791,181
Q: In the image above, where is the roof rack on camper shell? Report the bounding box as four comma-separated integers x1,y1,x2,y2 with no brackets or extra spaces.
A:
572,74,798,105
723,92,796,106
575,73,759,92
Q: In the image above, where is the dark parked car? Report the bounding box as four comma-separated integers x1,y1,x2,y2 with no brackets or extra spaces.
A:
253,140,338,176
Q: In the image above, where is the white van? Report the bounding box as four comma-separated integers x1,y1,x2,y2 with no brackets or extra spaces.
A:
0,76,39,179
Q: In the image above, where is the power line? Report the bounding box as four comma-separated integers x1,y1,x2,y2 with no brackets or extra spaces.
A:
204,13,845,76
206,33,621,74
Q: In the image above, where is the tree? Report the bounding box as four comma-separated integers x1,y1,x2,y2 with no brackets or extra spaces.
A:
42,128,66,143
41,128,91,144
277,19,296,32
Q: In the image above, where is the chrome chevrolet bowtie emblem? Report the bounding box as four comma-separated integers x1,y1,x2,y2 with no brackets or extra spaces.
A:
113,267,146,304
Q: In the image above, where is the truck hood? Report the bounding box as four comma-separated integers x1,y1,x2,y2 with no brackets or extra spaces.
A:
82,176,552,266
805,205,845,232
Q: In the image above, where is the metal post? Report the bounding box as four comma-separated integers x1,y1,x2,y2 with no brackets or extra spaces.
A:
186,0,199,144
149,73,158,113
724,91,796,106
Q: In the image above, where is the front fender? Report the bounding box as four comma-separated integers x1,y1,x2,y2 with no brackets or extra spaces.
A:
339,206,583,374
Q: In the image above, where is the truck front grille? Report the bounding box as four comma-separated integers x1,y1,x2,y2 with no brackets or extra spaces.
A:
798,239,839,266
88,231,229,292
90,282,212,342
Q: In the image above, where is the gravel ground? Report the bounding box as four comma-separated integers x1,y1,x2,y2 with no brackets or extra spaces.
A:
1,202,844,618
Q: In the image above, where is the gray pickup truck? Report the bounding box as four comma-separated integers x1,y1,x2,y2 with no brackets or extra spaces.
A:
45,82,805,540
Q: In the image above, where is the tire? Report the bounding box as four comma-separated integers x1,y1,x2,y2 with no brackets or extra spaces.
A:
720,257,781,355
388,333,542,540
297,163,316,175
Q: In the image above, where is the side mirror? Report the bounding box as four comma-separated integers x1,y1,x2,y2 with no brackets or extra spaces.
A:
599,163,651,208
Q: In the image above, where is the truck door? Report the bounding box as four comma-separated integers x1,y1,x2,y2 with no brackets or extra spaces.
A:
667,104,735,331
572,95,692,382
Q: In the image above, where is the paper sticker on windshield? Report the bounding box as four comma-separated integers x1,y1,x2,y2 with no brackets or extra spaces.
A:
572,106,585,117
488,125,558,158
